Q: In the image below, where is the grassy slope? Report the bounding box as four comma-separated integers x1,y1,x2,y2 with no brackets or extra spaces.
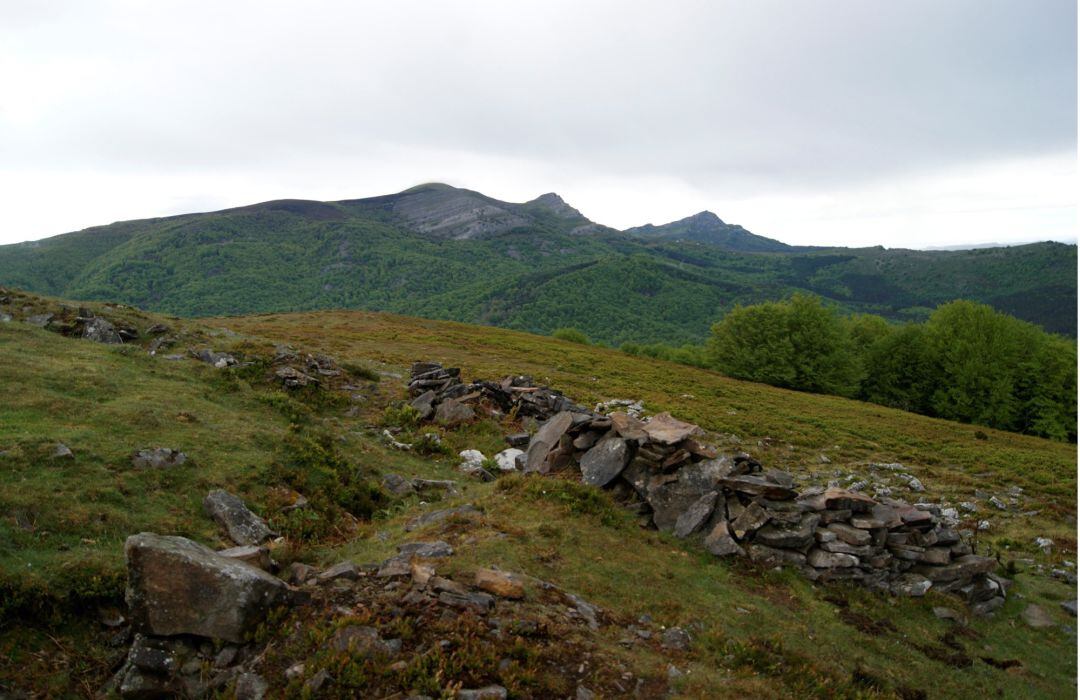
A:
0,296,1075,697
226,309,1077,698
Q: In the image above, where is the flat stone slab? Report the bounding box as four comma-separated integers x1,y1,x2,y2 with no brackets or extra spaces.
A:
719,475,797,501
641,412,701,445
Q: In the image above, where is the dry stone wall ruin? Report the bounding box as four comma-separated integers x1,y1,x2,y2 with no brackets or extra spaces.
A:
408,362,1009,612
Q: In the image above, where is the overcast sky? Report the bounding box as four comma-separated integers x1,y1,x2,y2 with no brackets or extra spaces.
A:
1,0,1076,248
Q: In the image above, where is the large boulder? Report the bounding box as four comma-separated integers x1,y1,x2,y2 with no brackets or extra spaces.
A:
203,490,275,546
125,533,290,643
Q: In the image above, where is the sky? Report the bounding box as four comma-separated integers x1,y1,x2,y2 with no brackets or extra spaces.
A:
0,0,1076,248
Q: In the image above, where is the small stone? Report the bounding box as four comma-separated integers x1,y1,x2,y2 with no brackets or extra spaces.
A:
304,669,332,692
203,490,275,546
932,607,960,621
475,569,525,599
53,443,74,460
807,548,858,568
703,521,743,557
457,686,508,700
660,626,691,651
217,545,273,571
318,561,360,582
1021,604,1056,629
398,541,454,558
493,448,523,472
977,520,991,531
1035,537,1053,553
988,496,1007,511
891,573,933,597
1061,600,1077,617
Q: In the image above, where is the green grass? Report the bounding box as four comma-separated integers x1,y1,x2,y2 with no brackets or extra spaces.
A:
0,294,1075,697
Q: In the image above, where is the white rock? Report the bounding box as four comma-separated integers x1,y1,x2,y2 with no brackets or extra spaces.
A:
1035,537,1054,553
977,520,991,531
458,450,486,471
493,448,524,472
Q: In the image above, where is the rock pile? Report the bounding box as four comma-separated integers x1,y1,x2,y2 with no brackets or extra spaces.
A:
410,361,1008,611
407,362,590,427
530,411,1006,611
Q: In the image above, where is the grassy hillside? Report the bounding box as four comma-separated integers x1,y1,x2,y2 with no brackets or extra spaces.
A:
1,289,1074,697
0,186,1074,343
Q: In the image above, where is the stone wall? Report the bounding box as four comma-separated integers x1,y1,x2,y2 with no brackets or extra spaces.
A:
409,362,1008,612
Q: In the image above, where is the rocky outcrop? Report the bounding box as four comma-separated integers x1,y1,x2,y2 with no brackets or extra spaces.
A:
124,533,290,643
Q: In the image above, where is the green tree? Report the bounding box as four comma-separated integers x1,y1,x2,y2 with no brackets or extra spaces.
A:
707,293,861,396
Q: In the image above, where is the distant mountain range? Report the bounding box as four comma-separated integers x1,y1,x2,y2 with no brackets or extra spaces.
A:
0,183,1075,343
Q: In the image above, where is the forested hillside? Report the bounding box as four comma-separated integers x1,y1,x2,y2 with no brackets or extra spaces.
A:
0,184,1074,343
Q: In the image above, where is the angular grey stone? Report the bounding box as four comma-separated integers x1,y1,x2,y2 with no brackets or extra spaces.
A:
217,545,272,571
1061,600,1077,617
826,522,871,546
398,541,454,558
382,473,415,496
673,492,718,538
132,447,187,470
318,561,360,581
807,548,859,568
730,502,770,539
719,475,797,500
82,316,122,344
523,411,574,473
819,540,872,557
579,437,630,487
660,627,691,651
457,686,508,700
435,398,475,426
753,513,820,549
890,573,933,597
125,533,290,643
405,504,481,532
913,554,996,582
409,390,437,419
203,490,275,546
747,544,807,566
703,520,743,557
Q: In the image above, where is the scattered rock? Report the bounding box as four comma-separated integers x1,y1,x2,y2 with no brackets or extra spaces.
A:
493,448,524,471
475,569,525,599
660,626,691,651
52,442,74,460
1021,604,1056,629
318,561,361,582
217,545,273,571
1061,600,1077,617
457,686,508,700
132,447,187,469
203,490,275,546
405,504,481,532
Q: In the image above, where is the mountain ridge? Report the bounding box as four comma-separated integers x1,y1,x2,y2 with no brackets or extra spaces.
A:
0,183,1075,341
